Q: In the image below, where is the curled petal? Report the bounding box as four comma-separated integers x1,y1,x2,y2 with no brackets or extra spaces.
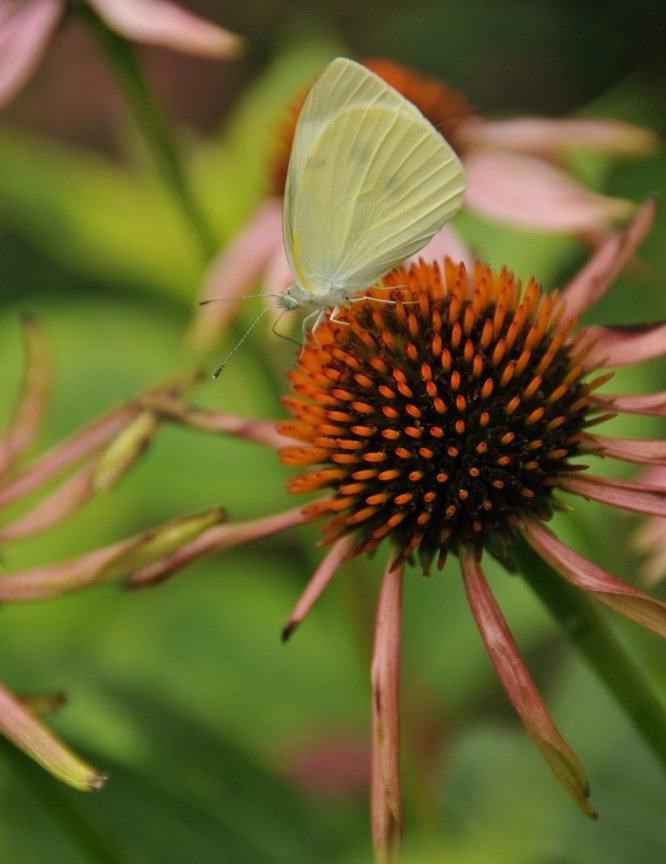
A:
92,410,159,492
0,463,95,542
128,506,310,588
0,370,201,509
0,315,51,476
0,680,104,791
409,224,472,270
458,117,660,157
464,149,633,232
560,473,666,517
584,322,666,369
188,199,284,351
523,521,666,639
583,433,666,467
371,560,404,863
460,548,595,817
0,0,63,107
139,394,291,450
0,508,227,601
562,199,656,317
87,0,243,58
281,535,355,642
592,390,666,418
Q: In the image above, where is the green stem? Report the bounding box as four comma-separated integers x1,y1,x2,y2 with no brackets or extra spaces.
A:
514,534,666,772
80,7,217,262
0,739,126,864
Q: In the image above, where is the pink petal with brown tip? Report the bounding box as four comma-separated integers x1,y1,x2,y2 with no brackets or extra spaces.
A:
584,433,666,466
458,117,659,157
464,149,633,232
0,316,51,476
371,560,404,863
584,321,666,368
562,198,656,317
188,198,284,351
0,680,104,791
460,548,595,817
560,473,666,517
0,0,63,107
523,520,666,639
593,390,666,417
87,0,243,57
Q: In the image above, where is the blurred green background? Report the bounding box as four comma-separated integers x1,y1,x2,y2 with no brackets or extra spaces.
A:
1,1,666,862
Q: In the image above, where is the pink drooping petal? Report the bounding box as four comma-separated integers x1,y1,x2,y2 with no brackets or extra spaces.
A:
638,529,666,586
408,224,473,270
0,371,199,509
560,473,666,517
583,433,666,467
0,463,95,542
188,198,284,351
0,679,104,790
583,322,666,369
264,243,294,303
464,149,633,232
139,394,291,450
371,559,404,863
457,116,660,157
523,520,666,639
460,548,595,817
87,0,242,57
0,316,51,476
0,507,226,601
281,535,355,641
561,198,656,318
0,0,63,107
128,506,310,588
592,390,666,418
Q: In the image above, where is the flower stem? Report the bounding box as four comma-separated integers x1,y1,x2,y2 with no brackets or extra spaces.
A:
514,533,666,772
79,7,217,262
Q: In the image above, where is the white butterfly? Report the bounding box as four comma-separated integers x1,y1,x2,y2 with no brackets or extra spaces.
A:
279,56,466,333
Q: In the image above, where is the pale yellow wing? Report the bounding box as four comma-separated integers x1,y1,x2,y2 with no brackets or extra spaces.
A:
283,58,465,296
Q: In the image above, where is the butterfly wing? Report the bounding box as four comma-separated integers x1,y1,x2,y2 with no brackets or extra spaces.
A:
283,58,465,298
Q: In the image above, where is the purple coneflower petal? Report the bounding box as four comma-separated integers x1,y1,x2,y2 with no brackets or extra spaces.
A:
464,149,633,232
281,535,355,641
523,521,666,639
583,433,666,466
0,0,63,107
584,321,666,369
0,316,51,476
460,548,595,816
128,505,309,588
0,507,226,601
0,680,104,791
457,116,659,157
139,394,291,450
190,198,283,350
561,198,656,318
87,0,242,57
592,390,666,418
560,473,666,517
371,559,403,863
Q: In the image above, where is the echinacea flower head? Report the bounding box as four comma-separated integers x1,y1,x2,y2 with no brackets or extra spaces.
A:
191,56,658,350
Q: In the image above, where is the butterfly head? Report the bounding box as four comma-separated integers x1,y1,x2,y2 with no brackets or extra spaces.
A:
278,283,311,311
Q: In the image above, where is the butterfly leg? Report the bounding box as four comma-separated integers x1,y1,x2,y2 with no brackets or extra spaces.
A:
329,306,350,327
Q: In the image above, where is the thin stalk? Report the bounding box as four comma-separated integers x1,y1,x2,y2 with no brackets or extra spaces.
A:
514,534,666,772
80,6,217,261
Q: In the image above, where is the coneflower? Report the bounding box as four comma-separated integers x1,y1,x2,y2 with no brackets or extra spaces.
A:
190,57,658,350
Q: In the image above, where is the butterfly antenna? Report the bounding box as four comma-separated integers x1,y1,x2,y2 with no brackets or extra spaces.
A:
199,293,279,306
212,305,271,378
